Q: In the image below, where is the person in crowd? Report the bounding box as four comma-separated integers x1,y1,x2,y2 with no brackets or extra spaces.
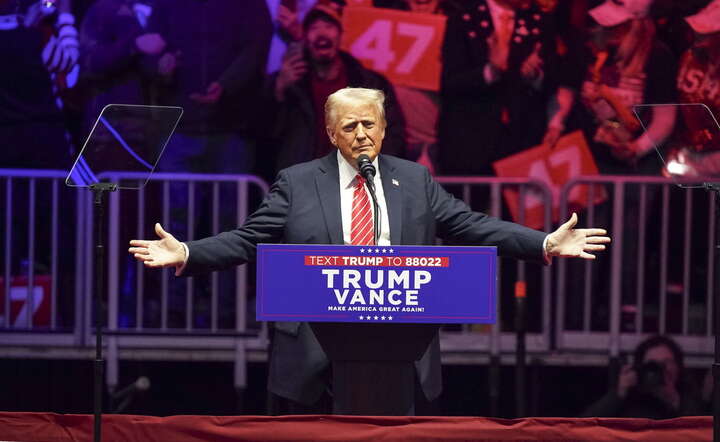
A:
266,2,406,173
438,0,567,176
0,0,78,169
582,335,705,418
128,87,611,415
662,0,720,177
79,0,157,131
567,0,677,330
139,0,272,178
578,0,676,175
264,0,315,74
380,0,462,175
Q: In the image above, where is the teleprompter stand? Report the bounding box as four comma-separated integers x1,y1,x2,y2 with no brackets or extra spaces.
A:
66,104,182,442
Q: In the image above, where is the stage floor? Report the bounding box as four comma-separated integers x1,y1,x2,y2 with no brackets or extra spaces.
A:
0,412,711,441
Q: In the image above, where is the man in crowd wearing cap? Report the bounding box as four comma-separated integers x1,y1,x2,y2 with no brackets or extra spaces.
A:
265,1,406,173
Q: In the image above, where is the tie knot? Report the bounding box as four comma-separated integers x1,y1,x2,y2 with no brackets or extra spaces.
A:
355,174,366,188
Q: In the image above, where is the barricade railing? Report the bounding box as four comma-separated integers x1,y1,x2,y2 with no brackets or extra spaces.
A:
95,171,270,393
556,175,715,362
435,176,554,360
0,169,87,347
3,170,715,383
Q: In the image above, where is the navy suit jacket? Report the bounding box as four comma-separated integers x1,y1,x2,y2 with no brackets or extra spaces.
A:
185,152,547,404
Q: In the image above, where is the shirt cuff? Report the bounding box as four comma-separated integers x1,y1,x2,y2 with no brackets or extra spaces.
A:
175,242,189,276
542,235,551,264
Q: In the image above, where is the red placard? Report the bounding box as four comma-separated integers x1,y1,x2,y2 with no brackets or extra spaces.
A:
492,131,607,229
341,7,446,91
346,0,373,6
0,275,52,327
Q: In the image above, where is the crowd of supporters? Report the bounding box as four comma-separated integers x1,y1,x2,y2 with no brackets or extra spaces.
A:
2,0,720,418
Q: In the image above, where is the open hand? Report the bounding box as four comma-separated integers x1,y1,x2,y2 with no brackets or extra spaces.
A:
546,213,611,259
190,81,223,104
521,42,544,80
128,223,186,275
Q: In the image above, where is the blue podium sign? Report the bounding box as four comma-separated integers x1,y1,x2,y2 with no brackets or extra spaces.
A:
256,244,496,324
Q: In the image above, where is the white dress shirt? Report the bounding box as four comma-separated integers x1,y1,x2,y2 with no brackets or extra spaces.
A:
337,150,391,246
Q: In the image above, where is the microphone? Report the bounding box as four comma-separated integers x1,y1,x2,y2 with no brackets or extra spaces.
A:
356,154,376,182
112,376,151,400
355,154,380,243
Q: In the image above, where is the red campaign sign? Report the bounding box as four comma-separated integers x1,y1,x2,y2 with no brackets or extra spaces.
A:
345,0,373,6
341,7,446,92
304,255,450,267
0,275,52,327
492,131,608,230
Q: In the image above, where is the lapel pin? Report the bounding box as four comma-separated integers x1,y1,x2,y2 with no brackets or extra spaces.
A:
392,179,399,186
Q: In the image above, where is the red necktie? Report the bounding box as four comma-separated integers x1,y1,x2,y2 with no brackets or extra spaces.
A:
351,174,374,245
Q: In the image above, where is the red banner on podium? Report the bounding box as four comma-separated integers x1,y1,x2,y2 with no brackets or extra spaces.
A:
492,131,607,229
341,7,446,91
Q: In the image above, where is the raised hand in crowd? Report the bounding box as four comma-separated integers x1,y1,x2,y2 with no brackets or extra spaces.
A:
135,33,167,55
277,4,303,42
158,50,181,77
275,47,308,101
521,42,544,81
190,81,223,104
129,223,186,276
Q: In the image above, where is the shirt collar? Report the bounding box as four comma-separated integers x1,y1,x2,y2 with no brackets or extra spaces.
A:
336,150,381,189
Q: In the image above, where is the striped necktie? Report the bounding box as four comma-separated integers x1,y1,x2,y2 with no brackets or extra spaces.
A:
351,174,374,245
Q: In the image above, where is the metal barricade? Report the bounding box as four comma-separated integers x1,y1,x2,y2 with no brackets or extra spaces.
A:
95,172,270,394
556,176,715,364
0,169,87,347
434,177,554,360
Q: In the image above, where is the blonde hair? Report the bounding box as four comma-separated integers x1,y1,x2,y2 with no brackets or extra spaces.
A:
324,87,386,129
616,18,656,76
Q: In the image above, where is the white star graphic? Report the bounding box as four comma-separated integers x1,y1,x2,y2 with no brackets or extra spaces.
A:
388,316,393,320
375,248,380,253
360,248,365,253
389,248,394,253
381,316,386,320
366,248,373,254
374,315,379,320
382,248,387,253
359,315,364,320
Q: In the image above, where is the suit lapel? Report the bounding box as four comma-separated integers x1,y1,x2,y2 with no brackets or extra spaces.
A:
379,155,402,245
315,153,343,244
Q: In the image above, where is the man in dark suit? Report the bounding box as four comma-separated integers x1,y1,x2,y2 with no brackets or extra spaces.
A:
129,87,610,414
439,0,562,175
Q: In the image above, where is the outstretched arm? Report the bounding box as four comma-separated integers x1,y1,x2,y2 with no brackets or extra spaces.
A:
545,213,611,260
129,223,186,275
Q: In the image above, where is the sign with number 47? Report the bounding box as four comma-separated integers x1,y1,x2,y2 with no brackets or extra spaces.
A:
341,7,447,92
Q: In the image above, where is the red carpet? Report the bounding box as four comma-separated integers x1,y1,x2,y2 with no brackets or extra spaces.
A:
0,412,711,441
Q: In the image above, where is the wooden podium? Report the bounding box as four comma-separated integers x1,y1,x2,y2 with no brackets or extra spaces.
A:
310,322,438,415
